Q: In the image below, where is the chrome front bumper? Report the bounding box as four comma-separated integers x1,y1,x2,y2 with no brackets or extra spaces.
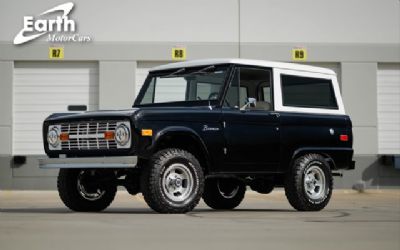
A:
39,156,138,169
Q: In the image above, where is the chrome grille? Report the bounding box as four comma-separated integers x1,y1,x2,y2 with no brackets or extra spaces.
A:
60,121,117,150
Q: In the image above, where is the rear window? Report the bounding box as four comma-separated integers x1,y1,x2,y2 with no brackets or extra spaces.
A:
281,74,338,109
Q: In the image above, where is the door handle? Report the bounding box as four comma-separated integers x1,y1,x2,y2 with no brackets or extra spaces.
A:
270,112,280,118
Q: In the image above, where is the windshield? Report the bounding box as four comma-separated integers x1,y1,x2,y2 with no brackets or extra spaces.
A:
135,65,229,105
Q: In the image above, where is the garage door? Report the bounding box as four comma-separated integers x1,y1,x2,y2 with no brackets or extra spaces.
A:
135,61,171,99
13,62,99,155
377,64,400,155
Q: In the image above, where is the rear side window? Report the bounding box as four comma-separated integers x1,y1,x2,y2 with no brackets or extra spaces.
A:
281,74,338,109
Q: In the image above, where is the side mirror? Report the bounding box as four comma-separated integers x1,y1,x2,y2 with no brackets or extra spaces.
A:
248,97,256,108
240,97,256,110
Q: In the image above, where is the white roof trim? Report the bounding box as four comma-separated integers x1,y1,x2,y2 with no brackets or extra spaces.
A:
150,58,336,75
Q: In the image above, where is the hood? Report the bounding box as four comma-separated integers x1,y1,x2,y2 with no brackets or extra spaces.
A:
45,108,139,122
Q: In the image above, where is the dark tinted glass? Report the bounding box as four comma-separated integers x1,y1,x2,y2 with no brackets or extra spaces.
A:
281,74,338,109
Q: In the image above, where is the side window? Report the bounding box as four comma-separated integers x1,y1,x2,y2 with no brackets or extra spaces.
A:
224,67,272,111
281,74,338,109
239,87,248,107
259,82,271,103
262,87,271,103
225,69,239,108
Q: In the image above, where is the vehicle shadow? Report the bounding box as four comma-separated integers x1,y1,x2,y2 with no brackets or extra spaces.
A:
0,207,155,214
192,208,295,213
0,207,296,214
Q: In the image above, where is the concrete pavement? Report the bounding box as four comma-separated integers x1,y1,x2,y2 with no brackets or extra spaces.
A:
0,190,399,250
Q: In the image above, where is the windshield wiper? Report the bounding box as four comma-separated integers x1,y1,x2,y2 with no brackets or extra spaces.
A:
187,65,215,76
161,68,185,78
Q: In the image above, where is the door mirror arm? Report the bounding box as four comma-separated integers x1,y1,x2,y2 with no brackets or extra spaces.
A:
240,97,256,110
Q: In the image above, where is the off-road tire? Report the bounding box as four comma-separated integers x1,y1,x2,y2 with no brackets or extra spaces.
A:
57,169,117,212
140,148,204,213
203,178,246,210
285,154,333,211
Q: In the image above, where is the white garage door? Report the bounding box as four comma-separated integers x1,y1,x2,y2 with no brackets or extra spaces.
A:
13,62,99,155
135,61,171,99
377,64,400,155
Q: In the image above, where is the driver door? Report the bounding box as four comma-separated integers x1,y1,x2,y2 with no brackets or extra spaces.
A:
220,67,280,173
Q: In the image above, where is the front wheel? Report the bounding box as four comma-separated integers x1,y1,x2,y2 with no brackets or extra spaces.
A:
57,169,117,212
140,148,204,213
285,154,333,211
202,178,246,210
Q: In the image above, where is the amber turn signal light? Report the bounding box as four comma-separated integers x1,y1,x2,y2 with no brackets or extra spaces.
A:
104,131,115,140
141,129,153,136
59,132,69,141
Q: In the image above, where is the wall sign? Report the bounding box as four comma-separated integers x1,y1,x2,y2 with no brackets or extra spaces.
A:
171,47,186,60
14,2,91,45
49,47,64,59
292,48,307,61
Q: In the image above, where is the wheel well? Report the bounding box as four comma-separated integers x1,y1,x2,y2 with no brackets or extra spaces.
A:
154,133,210,174
291,152,336,170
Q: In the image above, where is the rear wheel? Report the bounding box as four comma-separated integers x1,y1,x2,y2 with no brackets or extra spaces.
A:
57,169,117,212
202,178,246,210
285,154,333,211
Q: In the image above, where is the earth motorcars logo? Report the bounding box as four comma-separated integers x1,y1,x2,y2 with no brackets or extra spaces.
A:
14,2,91,45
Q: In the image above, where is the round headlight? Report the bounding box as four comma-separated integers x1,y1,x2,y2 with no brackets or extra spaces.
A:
47,127,60,147
115,124,130,146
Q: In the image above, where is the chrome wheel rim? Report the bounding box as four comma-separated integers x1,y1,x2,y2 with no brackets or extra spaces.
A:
304,165,326,200
217,180,239,199
162,163,194,203
77,170,105,201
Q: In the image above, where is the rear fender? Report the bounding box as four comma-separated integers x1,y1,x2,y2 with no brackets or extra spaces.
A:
289,147,354,171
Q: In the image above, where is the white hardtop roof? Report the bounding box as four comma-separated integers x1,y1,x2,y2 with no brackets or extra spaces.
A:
150,58,336,75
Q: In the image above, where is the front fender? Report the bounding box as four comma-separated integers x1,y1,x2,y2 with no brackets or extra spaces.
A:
139,126,211,167
153,126,208,151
